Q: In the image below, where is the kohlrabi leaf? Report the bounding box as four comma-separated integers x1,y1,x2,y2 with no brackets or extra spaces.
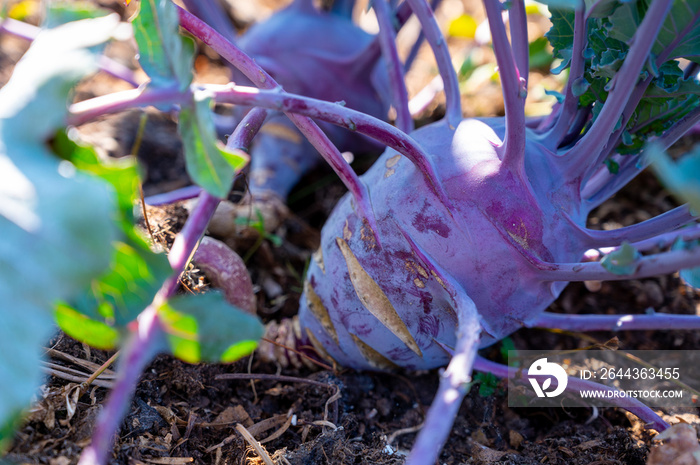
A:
43,2,109,28
179,93,249,198
132,0,195,91
0,15,122,450
608,0,700,64
545,8,575,65
647,144,700,213
601,242,641,275
534,0,581,9
672,239,700,289
157,292,264,363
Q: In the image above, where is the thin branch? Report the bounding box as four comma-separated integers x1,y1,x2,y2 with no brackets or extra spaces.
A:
176,5,383,244
567,0,673,173
537,245,700,282
180,0,237,44
579,205,697,248
373,0,412,133
482,0,527,169
405,0,462,128
531,312,700,332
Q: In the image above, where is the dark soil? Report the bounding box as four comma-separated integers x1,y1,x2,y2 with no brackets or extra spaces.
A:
3,1,700,464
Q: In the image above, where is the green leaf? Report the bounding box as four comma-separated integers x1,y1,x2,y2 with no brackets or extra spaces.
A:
132,0,195,91
43,2,109,28
601,242,641,275
608,0,700,64
158,292,264,363
647,144,700,213
179,93,249,198
535,0,581,9
55,303,121,350
672,239,700,289
0,15,121,446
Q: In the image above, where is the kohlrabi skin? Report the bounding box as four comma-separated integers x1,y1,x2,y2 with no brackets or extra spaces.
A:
299,117,587,370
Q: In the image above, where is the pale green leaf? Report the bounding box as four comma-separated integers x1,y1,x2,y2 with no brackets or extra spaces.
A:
179,93,249,198
601,242,641,275
158,292,264,363
132,0,195,90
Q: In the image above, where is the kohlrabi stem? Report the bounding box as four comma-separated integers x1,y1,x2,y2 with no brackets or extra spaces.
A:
543,7,586,148
181,0,238,44
144,185,203,206
68,87,186,126
77,306,167,465
579,205,697,248
482,0,527,168
176,5,384,244
405,302,481,465
472,356,669,432
404,0,444,72
532,312,700,332
374,0,413,133
539,245,700,282
78,107,268,465
567,0,673,175
508,0,529,87
209,84,454,210
0,16,141,87
405,0,462,128
68,83,454,211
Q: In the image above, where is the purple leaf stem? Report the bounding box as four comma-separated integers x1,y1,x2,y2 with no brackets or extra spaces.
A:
405,301,481,465
68,87,186,127
531,311,700,332
180,0,237,44
404,0,462,128
175,5,383,244
0,16,141,87
579,205,697,248
144,185,203,206
78,108,268,465
68,83,453,211
373,0,413,133
566,0,673,175
482,0,527,169
538,245,700,282
77,306,167,465
542,7,586,147
404,0,444,73
508,0,529,87
472,356,669,432
584,106,700,206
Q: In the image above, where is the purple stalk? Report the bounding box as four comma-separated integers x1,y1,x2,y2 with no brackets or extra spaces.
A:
508,0,529,87
78,108,268,465
77,306,167,465
0,17,140,87
175,5,384,244
539,246,700,282
405,0,462,128
579,205,697,248
144,185,203,206
531,312,700,332
69,83,454,213
180,0,237,44
68,87,185,127
482,0,527,168
566,0,673,175
405,299,481,465
373,0,413,133
541,7,586,147
404,0,444,72
473,356,669,432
